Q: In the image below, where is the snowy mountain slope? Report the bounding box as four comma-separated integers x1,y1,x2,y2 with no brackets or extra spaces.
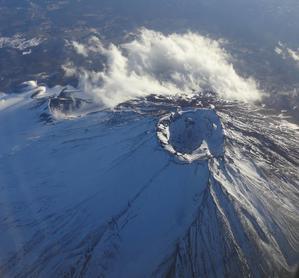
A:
0,86,298,277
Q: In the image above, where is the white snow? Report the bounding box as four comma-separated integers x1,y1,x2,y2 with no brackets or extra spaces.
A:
157,109,224,162
0,87,298,277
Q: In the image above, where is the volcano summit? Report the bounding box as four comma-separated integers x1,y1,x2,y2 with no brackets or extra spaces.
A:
0,85,298,277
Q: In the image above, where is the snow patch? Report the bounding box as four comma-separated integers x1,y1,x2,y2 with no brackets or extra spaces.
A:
0,35,44,51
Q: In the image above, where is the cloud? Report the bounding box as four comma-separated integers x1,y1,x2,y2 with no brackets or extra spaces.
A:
287,48,299,62
72,41,89,57
62,62,77,77
72,37,105,57
69,28,262,107
275,42,299,64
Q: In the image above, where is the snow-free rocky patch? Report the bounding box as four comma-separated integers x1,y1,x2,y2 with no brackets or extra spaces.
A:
157,109,224,162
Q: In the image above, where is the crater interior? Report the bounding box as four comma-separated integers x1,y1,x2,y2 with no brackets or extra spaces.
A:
157,109,224,162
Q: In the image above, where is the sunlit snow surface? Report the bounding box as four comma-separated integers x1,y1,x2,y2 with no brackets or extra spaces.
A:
0,84,298,277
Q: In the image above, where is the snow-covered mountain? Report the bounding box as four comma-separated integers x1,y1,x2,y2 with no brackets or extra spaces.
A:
0,83,298,277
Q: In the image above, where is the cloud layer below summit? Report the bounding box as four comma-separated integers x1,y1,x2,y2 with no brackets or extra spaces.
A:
67,29,262,107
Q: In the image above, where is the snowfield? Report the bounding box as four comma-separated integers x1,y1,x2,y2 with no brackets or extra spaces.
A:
0,84,298,277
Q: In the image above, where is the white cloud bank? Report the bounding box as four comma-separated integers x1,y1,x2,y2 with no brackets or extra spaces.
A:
68,29,262,107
